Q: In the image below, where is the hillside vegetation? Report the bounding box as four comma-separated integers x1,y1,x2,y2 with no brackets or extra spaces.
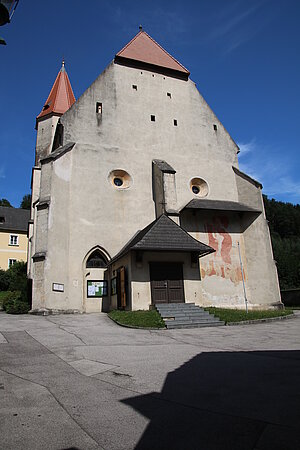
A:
263,195,300,290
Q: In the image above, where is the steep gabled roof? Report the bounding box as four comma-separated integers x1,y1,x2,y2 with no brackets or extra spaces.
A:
37,61,76,122
115,30,190,77
0,207,30,232
110,214,214,263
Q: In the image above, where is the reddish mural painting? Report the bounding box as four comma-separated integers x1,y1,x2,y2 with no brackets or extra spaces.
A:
201,215,245,285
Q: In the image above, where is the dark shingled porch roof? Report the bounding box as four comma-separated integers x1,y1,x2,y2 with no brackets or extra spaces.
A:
110,214,214,264
182,199,261,213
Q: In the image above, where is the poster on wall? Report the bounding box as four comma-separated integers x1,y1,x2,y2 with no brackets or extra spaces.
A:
87,280,108,298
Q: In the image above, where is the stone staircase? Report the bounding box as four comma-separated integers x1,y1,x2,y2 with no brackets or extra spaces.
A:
155,303,225,329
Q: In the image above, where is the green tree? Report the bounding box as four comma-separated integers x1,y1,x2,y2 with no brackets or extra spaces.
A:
263,195,300,290
20,194,31,210
0,198,12,207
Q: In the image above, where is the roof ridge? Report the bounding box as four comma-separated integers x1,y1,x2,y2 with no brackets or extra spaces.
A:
142,31,189,73
116,30,143,56
158,214,214,249
116,30,189,76
37,63,76,122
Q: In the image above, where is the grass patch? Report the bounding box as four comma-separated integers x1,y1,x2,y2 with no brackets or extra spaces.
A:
108,310,165,328
205,307,293,324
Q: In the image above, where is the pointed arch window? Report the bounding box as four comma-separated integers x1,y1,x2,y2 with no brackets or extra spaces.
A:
86,250,108,268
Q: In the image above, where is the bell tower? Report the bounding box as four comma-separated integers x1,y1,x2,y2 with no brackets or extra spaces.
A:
27,61,76,283
35,60,75,165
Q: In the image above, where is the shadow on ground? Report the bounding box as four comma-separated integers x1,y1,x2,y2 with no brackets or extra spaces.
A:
123,350,300,450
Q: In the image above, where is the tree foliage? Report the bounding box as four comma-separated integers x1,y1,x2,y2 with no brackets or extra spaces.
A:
263,195,300,290
20,194,31,210
0,198,12,207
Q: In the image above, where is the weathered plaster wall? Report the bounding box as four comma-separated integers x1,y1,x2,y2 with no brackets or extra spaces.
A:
181,210,248,308
35,116,60,165
235,172,282,308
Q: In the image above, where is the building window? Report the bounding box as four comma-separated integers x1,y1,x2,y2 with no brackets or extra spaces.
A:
174,119,178,126
9,235,18,246
108,169,132,190
213,124,218,131
132,85,137,90
8,259,17,268
151,115,156,122
0,216,4,223
114,177,123,187
86,250,108,268
96,102,102,114
167,92,172,98
190,177,209,198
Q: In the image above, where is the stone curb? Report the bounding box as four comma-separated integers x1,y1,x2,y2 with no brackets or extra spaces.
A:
226,312,295,326
108,312,297,330
107,314,166,330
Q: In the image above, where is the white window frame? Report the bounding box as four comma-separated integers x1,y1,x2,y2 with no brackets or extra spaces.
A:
9,234,19,246
8,259,17,268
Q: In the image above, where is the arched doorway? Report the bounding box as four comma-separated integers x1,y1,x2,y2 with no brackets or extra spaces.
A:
83,247,110,313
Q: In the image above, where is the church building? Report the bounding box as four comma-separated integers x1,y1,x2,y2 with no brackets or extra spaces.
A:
27,30,282,314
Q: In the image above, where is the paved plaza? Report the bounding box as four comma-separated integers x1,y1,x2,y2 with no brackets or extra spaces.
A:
0,311,299,450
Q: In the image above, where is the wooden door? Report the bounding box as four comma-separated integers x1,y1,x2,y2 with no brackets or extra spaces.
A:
150,263,184,304
117,266,126,308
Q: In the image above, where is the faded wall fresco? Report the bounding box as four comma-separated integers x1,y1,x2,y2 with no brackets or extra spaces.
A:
200,215,245,285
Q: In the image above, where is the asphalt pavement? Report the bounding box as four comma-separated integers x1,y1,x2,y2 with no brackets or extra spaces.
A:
0,311,299,450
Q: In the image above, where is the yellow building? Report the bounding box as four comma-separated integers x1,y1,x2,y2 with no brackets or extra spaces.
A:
0,206,30,270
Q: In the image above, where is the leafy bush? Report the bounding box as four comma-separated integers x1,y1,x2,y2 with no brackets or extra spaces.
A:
0,269,10,290
3,291,30,314
0,262,31,314
7,261,28,294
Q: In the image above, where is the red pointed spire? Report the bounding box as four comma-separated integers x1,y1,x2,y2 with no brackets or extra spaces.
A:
37,60,76,121
116,30,190,76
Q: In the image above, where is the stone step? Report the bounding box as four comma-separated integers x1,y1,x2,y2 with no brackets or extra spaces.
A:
166,321,225,329
156,303,195,309
164,316,217,323
155,302,223,329
158,309,209,315
161,313,211,320
157,308,206,314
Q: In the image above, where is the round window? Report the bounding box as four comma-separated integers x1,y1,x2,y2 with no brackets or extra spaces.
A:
114,177,123,187
108,169,132,190
190,177,209,198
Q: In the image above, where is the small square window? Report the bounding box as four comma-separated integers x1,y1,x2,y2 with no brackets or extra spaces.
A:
9,235,18,246
167,92,172,98
96,102,102,114
132,85,137,90
213,124,218,131
174,119,178,126
151,115,156,122
8,259,17,268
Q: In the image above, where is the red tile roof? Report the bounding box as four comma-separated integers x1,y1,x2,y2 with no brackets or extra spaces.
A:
37,61,76,121
116,31,190,76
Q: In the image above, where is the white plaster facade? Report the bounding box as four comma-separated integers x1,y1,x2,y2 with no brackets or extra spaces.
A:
28,32,282,313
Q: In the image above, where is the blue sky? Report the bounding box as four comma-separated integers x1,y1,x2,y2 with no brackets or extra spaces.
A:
0,0,299,206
